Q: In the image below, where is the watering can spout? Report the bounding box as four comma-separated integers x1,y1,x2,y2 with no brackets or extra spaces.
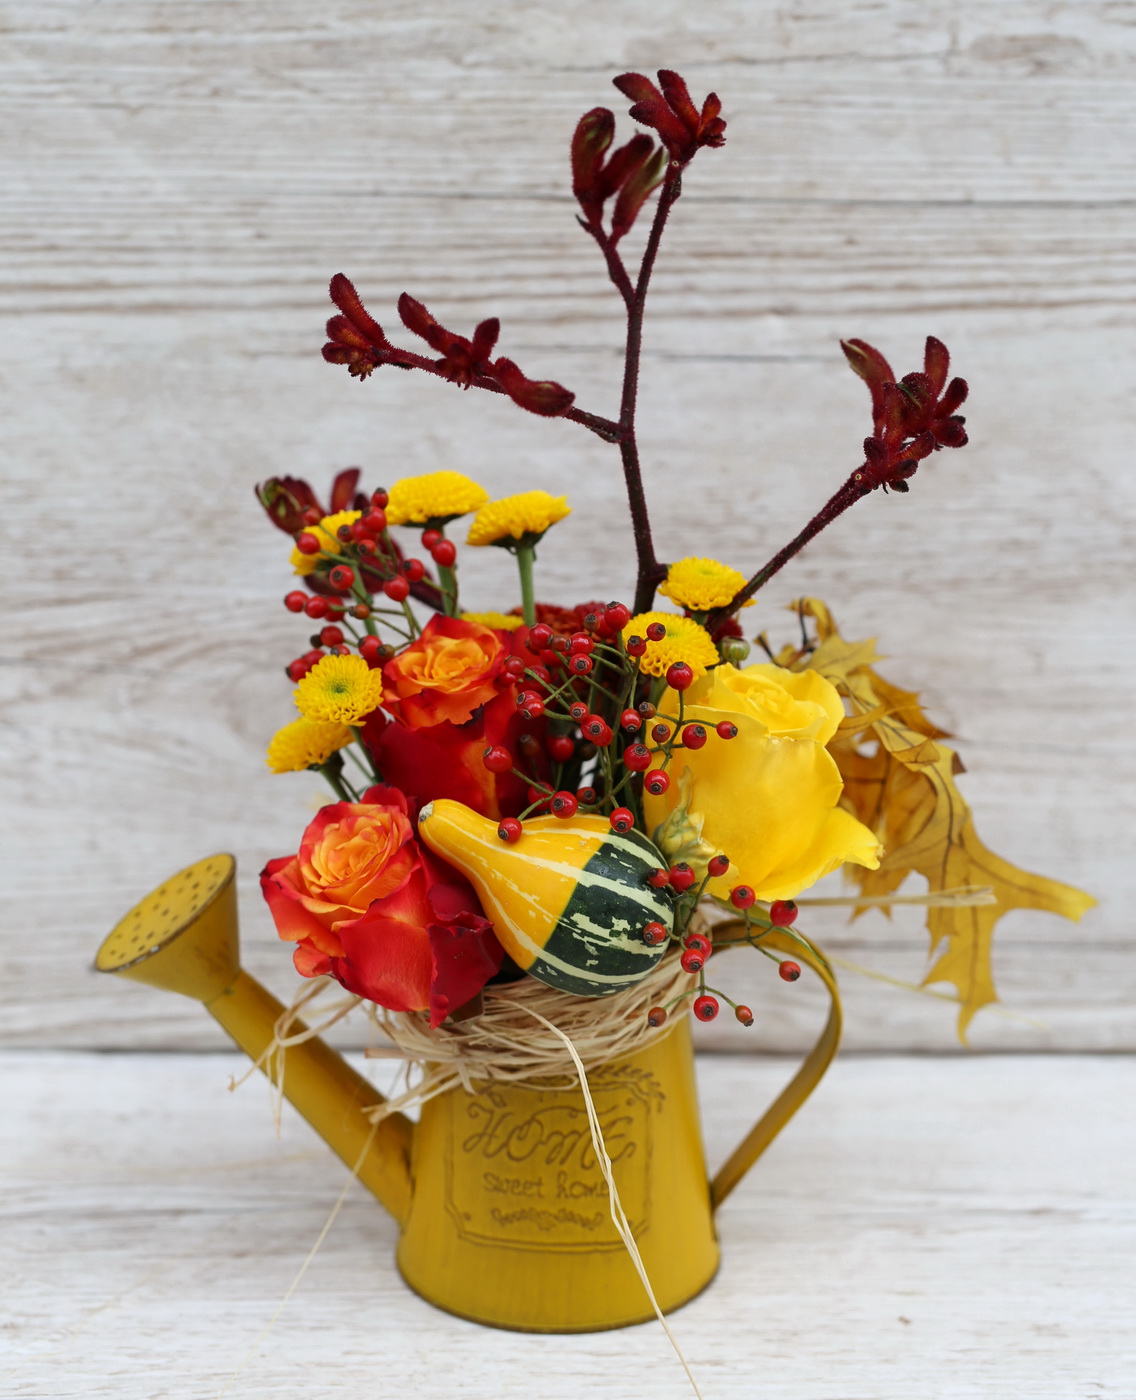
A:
95,854,413,1226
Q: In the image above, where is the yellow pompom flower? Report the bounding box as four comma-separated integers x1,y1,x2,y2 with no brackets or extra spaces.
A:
385,471,488,526
642,662,882,902
459,611,525,632
466,490,571,547
289,510,362,576
659,556,755,612
622,612,719,680
293,654,384,725
266,716,354,774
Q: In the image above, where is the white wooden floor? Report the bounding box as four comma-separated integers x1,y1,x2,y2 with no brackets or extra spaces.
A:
3,1051,1132,1400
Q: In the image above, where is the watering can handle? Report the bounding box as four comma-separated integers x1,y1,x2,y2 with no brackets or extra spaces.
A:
709,922,843,1211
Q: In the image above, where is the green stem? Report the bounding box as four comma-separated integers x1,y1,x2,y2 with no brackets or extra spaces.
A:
318,761,356,803
437,563,458,617
516,544,536,627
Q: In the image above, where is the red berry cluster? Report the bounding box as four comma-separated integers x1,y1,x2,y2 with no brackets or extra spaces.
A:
480,600,744,841
643,879,808,1027
271,481,433,682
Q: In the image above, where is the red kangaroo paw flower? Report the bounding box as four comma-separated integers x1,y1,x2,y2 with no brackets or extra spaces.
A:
323,275,390,379
614,69,727,164
848,337,969,492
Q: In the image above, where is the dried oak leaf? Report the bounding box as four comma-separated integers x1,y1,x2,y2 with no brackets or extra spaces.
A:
794,597,1095,1039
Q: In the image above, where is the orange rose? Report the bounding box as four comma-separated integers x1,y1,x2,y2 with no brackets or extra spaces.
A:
260,786,502,1024
382,614,506,728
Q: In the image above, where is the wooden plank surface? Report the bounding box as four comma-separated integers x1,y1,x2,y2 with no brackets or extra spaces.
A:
1,2,1132,1049
3,1049,1133,1398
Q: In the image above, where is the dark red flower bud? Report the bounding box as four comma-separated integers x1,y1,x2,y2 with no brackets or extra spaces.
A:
572,107,616,218
611,145,666,243
493,357,575,418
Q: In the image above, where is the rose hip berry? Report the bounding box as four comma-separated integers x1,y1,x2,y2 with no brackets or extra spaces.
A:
605,602,631,631
576,785,597,805
624,743,652,772
707,854,730,878
304,595,330,619
609,807,635,834
693,995,719,1021
319,625,345,647
620,709,642,732
644,769,670,796
769,899,798,927
681,723,707,750
383,576,410,602
528,622,552,650
779,961,802,982
403,557,426,582
497,818,522,843
646,867,671,889
569,654,593,676
483,745,513,773
581,716,612,746
642,921,668,946
735,1004,755,1027
646,1006,667,1027
547,733,575,763
680,947,705,973
550,790,579,819
684,932,712,955
359,635,384,664
666,662,694,691
421,527,441,550
646,621,667,642
716,721,739,740
669,863,696,893
625,634,647,657
569,701,588,721
730,885,756,909
431,538,457,568
284,590,308,613
296,532,321,555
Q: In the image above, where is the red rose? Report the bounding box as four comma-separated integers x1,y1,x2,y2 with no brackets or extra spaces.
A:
260,787,502,1026
362,687,537,820
382,614,506,728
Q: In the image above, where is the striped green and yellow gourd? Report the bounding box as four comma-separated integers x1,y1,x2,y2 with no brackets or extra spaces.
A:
417,799,674,996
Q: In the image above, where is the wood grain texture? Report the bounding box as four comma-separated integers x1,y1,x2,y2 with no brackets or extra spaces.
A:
3,1050,1133,1398
1,2,1132,1049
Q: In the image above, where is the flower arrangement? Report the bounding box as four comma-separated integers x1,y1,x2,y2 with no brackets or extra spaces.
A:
256,68,1092,1043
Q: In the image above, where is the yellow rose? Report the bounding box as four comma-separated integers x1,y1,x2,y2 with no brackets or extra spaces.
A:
642,662,881,901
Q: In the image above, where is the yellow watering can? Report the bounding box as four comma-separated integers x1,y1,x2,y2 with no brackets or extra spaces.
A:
96,852,841,1333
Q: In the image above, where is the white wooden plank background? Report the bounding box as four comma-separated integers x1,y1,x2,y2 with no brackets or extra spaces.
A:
3,1050,1133,1399
2,1,1134,1050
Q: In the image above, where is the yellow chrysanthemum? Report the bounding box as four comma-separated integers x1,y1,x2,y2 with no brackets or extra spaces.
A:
266,716,354,774
466,491,571,547
385,471,488,526
459,611,525,632
294,654,384,725
622,612,720,680
289,510,362,576
658,556,755,612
